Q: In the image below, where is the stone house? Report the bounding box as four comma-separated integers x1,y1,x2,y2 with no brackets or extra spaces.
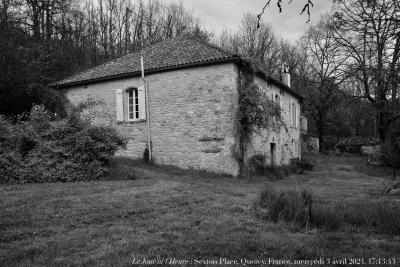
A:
53,36,303,176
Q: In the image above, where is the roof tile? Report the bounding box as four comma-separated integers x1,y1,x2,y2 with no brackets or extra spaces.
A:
53,35,302,100
54,36,237,87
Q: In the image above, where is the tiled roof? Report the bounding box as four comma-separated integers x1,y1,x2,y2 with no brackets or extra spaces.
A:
52,36,239,87
52,35,302,100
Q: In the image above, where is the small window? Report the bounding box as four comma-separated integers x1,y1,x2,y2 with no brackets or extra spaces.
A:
115,86,146,122
291,102,297,128
127,88,139,120
274,94,281,108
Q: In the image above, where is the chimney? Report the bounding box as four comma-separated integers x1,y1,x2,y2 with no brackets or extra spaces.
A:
281,63,291,87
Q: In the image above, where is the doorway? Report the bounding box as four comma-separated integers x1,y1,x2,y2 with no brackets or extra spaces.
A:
270,143,276,166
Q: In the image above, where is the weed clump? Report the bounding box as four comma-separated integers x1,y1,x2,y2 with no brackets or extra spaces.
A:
257,185,400,235
257,185,313,227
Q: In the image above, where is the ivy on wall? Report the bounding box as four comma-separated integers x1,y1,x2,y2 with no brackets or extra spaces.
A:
233,61,285,175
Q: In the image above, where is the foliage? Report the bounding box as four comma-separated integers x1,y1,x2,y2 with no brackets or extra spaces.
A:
0,104,126,184
234,62,285,175
238,83,283,135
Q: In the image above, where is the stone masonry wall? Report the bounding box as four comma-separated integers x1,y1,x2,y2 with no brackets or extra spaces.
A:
246,76,301,165
65,63,240,176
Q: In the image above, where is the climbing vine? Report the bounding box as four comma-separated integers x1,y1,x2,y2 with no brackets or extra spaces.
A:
233,61,285,175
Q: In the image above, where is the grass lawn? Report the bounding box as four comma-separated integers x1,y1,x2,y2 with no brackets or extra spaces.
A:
1,155,400,266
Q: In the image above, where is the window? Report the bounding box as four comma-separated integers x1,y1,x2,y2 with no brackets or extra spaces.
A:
275,94,280,104
128,88,139,120
291,102,297,128
274,94,281,109
115,86,146,122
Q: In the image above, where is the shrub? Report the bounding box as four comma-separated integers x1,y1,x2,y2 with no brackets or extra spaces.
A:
248,154,293,178
248,154,268,175
381,136,400,168
0,103,126,184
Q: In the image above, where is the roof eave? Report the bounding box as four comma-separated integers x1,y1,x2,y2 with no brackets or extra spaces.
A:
255,70,303,102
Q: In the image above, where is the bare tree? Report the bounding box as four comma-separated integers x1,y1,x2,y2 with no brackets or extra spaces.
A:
300,16,349,150
332,0,400,141
218,13,280,75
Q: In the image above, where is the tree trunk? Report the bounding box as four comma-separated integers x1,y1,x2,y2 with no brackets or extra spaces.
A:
318,131,325,152
317,117,325,152
376,108,390,141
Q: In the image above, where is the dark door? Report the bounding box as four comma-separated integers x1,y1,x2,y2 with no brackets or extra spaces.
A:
270,143,276,166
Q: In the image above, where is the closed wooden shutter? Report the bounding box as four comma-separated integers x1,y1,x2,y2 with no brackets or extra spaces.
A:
138,85,146,120
115,89,124,122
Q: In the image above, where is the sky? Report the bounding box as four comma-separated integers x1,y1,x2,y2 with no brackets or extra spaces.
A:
160,0,334,43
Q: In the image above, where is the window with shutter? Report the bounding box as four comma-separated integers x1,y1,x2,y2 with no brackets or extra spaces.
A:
116,87,146,122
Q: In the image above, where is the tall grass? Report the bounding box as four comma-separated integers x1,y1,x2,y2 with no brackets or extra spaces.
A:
258,185,313,227
257,185,400,234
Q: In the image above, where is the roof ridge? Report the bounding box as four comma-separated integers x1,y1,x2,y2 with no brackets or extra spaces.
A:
186,35,237,58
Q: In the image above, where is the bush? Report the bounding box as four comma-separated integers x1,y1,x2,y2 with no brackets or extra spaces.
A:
248,154,268,175
248,154,292,178
381,136,400,168
0,103,126,183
